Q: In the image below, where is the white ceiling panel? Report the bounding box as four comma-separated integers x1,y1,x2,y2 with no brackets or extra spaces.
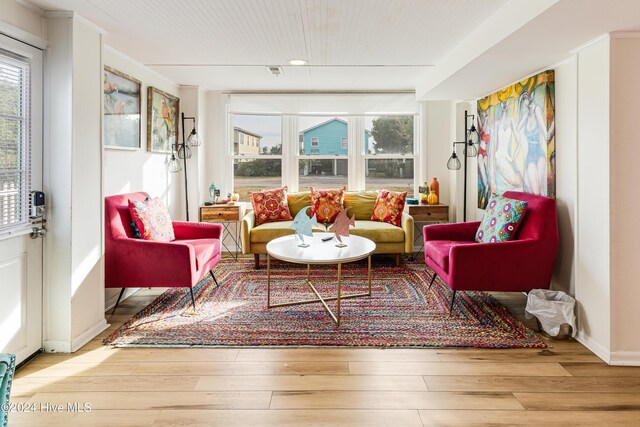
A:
27,0,507,90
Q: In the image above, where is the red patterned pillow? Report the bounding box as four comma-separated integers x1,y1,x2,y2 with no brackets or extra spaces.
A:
250,186,293,226
371,190,407,227
128,197,175,241
310,186,346,223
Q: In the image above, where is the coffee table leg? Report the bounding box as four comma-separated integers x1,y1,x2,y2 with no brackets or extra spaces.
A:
368,254,372,296
337,262,342,327
267,254,271,308
307,263,310,282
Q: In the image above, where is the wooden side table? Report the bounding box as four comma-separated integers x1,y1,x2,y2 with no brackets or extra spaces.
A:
199,204,245,260
406,203,449,260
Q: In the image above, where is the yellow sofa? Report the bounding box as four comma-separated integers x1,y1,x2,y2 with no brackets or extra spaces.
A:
241,190,414,268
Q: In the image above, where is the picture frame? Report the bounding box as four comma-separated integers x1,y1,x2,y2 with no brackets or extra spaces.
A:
147,86,179,154
103,66,141,150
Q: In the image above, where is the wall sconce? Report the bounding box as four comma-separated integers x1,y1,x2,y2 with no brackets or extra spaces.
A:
446,110,478,221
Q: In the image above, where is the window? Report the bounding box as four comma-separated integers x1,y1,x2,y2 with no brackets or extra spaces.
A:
231,114,282,199
311,137,319,147
299,159,348,191
298,116,349,189
365,115,415,196
0,52,30,232
341,137,348,149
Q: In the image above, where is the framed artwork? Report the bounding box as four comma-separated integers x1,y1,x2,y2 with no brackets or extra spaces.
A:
147,86,179,153
476,70,555,209
103,66,141,150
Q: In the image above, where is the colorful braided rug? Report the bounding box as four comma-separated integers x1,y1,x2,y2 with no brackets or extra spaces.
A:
103,259,546,348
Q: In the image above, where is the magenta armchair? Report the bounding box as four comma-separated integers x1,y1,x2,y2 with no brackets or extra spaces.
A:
423,191,558,314
105,192,223,312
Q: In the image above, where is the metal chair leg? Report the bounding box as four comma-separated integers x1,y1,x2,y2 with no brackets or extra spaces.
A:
190,288,196,310
449,290,457,315
111,288,125,315
428,273,437,290
209,270,219,286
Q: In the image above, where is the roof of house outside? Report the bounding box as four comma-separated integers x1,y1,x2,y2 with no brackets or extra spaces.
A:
233,126,262,139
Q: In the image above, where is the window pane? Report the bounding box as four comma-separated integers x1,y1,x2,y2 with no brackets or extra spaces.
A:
232,114,281,155
233,159,282,201
365,159,414,197
299,116,348,155
366,115,414,155
299,159,348,191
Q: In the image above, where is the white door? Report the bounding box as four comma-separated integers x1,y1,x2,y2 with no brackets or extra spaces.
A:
0,35,44,365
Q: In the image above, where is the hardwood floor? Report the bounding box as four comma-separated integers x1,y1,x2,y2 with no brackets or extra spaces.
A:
11,264,640,426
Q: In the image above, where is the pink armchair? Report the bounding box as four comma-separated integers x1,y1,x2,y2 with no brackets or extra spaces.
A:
423,191,558,314
105,192,223,312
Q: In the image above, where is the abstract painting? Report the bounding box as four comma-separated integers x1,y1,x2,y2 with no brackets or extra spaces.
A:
103,67,141,149
147,86,179,154
477,70,555,209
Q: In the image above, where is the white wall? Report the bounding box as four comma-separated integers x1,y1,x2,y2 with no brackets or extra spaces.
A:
0,0,45,41
44,14,107,353
609,35,640,364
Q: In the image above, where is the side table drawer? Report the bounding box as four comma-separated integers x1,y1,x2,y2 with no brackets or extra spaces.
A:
411,211,449,222
200,207,240,222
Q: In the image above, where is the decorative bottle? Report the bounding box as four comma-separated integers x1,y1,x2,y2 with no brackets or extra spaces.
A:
427,190,439,205
429,177,440,199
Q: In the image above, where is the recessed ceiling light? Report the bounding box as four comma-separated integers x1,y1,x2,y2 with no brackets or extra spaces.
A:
289,59,308,66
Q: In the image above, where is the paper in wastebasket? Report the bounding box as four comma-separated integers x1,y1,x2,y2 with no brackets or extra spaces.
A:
525,289,577,337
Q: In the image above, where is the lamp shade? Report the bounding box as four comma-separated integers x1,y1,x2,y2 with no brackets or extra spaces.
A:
187,129,201,147
465,142,478,157
177,143,192,159
467,124,479,146
447,152,461,170
168,154,182,173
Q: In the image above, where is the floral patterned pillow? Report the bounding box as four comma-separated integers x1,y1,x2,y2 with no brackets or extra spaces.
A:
370,190,407,227
310,186,346,223
128,197,175,241
250,186,293,226
475,193,527,243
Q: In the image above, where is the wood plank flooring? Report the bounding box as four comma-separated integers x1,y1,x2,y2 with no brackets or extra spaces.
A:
10,277,640,426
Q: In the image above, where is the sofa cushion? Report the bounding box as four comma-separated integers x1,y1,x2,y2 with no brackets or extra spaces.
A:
344,191,378,220
128,197,175,241
250,186,293,226
287,192,311,217
475,193,527,243
310,186,346,223
180,238,220,271
424,240,476,271
350,220,405,243
251,221,326,243
371,190,407,227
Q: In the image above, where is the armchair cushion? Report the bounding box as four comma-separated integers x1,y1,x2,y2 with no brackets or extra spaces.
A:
182,238,221,271
475,193,527,243
424,240,475,271
128,197,175,241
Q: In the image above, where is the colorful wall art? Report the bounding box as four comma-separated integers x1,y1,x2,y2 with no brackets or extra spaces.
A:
147,86,179,153
103,67,141,149
476,70,555,209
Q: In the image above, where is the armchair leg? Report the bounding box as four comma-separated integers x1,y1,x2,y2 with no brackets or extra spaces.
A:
428,273,437,291
449,290,457,315
254,254,260,269
111,288,125,315
190,288,196,311
209,270,219,287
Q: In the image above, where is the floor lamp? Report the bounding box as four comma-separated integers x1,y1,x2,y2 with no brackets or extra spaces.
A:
168,112,201,221
446,110,479,222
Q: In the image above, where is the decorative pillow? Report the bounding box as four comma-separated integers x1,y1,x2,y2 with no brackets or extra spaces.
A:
370,190,407,227
250,186,293,226
128,197,175,241
475,193,527,243
310,186,346,223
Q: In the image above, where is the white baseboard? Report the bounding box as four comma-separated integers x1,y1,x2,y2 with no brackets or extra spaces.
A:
609,351,640,366
576,331,611,364
43,340,71,354
71,318,109,352
105,288,139,311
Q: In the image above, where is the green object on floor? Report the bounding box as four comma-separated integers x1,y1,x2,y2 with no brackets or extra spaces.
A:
0,354,16,427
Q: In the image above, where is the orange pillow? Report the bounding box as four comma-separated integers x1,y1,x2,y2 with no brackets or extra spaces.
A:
310,186,346,223
250,186,293,226
371,190,407,227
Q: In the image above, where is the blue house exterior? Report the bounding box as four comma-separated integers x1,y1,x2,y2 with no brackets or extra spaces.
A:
300,118,370,155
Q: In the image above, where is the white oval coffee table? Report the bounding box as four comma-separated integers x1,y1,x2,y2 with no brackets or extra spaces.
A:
266,232,376,326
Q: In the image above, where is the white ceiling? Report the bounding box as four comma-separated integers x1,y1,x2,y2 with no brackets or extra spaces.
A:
26,0,507,91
